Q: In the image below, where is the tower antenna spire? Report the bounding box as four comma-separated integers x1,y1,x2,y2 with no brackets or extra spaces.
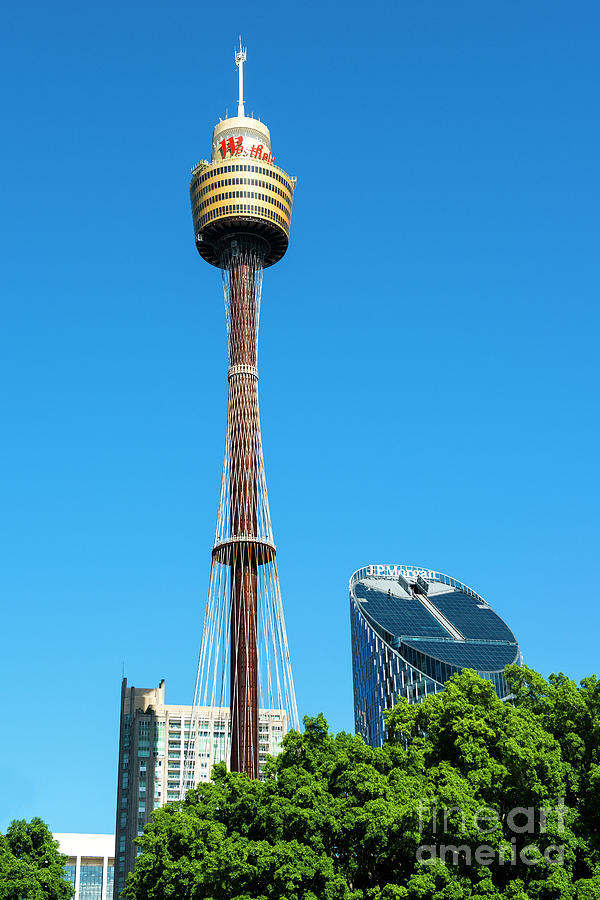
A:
235,37,247,118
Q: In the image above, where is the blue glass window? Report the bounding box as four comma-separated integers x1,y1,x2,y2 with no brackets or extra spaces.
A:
427,590,516,642
79,863,103,900
64,863,76,887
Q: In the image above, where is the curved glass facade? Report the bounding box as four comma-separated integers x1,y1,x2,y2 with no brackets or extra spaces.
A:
350,564,522,747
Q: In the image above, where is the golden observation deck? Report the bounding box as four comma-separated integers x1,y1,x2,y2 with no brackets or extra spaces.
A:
190,115,295,267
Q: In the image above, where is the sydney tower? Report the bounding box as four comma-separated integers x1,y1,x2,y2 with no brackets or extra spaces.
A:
187,46,298,778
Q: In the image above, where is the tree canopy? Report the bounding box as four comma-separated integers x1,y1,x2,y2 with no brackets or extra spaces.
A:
0,817,74,900
124,667,600,900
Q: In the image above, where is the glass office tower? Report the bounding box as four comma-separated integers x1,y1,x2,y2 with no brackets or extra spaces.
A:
350,564,522,747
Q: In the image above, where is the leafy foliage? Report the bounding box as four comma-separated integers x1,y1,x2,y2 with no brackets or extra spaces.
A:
0,818,74,900
124,668,600,900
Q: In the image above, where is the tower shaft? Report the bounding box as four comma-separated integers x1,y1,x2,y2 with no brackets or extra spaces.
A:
227,255,260,777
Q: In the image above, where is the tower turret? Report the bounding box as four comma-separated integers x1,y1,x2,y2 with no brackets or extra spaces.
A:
190,124,295,266
190,50,295,269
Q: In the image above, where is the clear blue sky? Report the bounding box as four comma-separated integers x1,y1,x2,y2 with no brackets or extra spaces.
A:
1,0,598,834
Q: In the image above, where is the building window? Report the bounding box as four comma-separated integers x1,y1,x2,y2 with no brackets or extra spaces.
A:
64,862,76,887
79,861,103,900
106,864,115,895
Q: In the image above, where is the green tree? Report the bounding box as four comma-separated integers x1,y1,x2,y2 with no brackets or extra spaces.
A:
505,666,600,878
0,818,74,900
124,669,600,900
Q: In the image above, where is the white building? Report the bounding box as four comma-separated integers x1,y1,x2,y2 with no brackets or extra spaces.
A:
54,833,114,900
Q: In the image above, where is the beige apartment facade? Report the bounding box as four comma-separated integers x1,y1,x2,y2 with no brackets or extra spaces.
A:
113,678,287,897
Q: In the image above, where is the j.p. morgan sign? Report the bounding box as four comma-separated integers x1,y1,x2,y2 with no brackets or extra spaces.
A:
366,564,437,579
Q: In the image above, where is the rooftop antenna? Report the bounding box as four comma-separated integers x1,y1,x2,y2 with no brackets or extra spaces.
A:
235,37,247,117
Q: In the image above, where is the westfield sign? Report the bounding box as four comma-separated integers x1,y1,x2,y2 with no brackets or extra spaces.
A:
218,136,276,165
